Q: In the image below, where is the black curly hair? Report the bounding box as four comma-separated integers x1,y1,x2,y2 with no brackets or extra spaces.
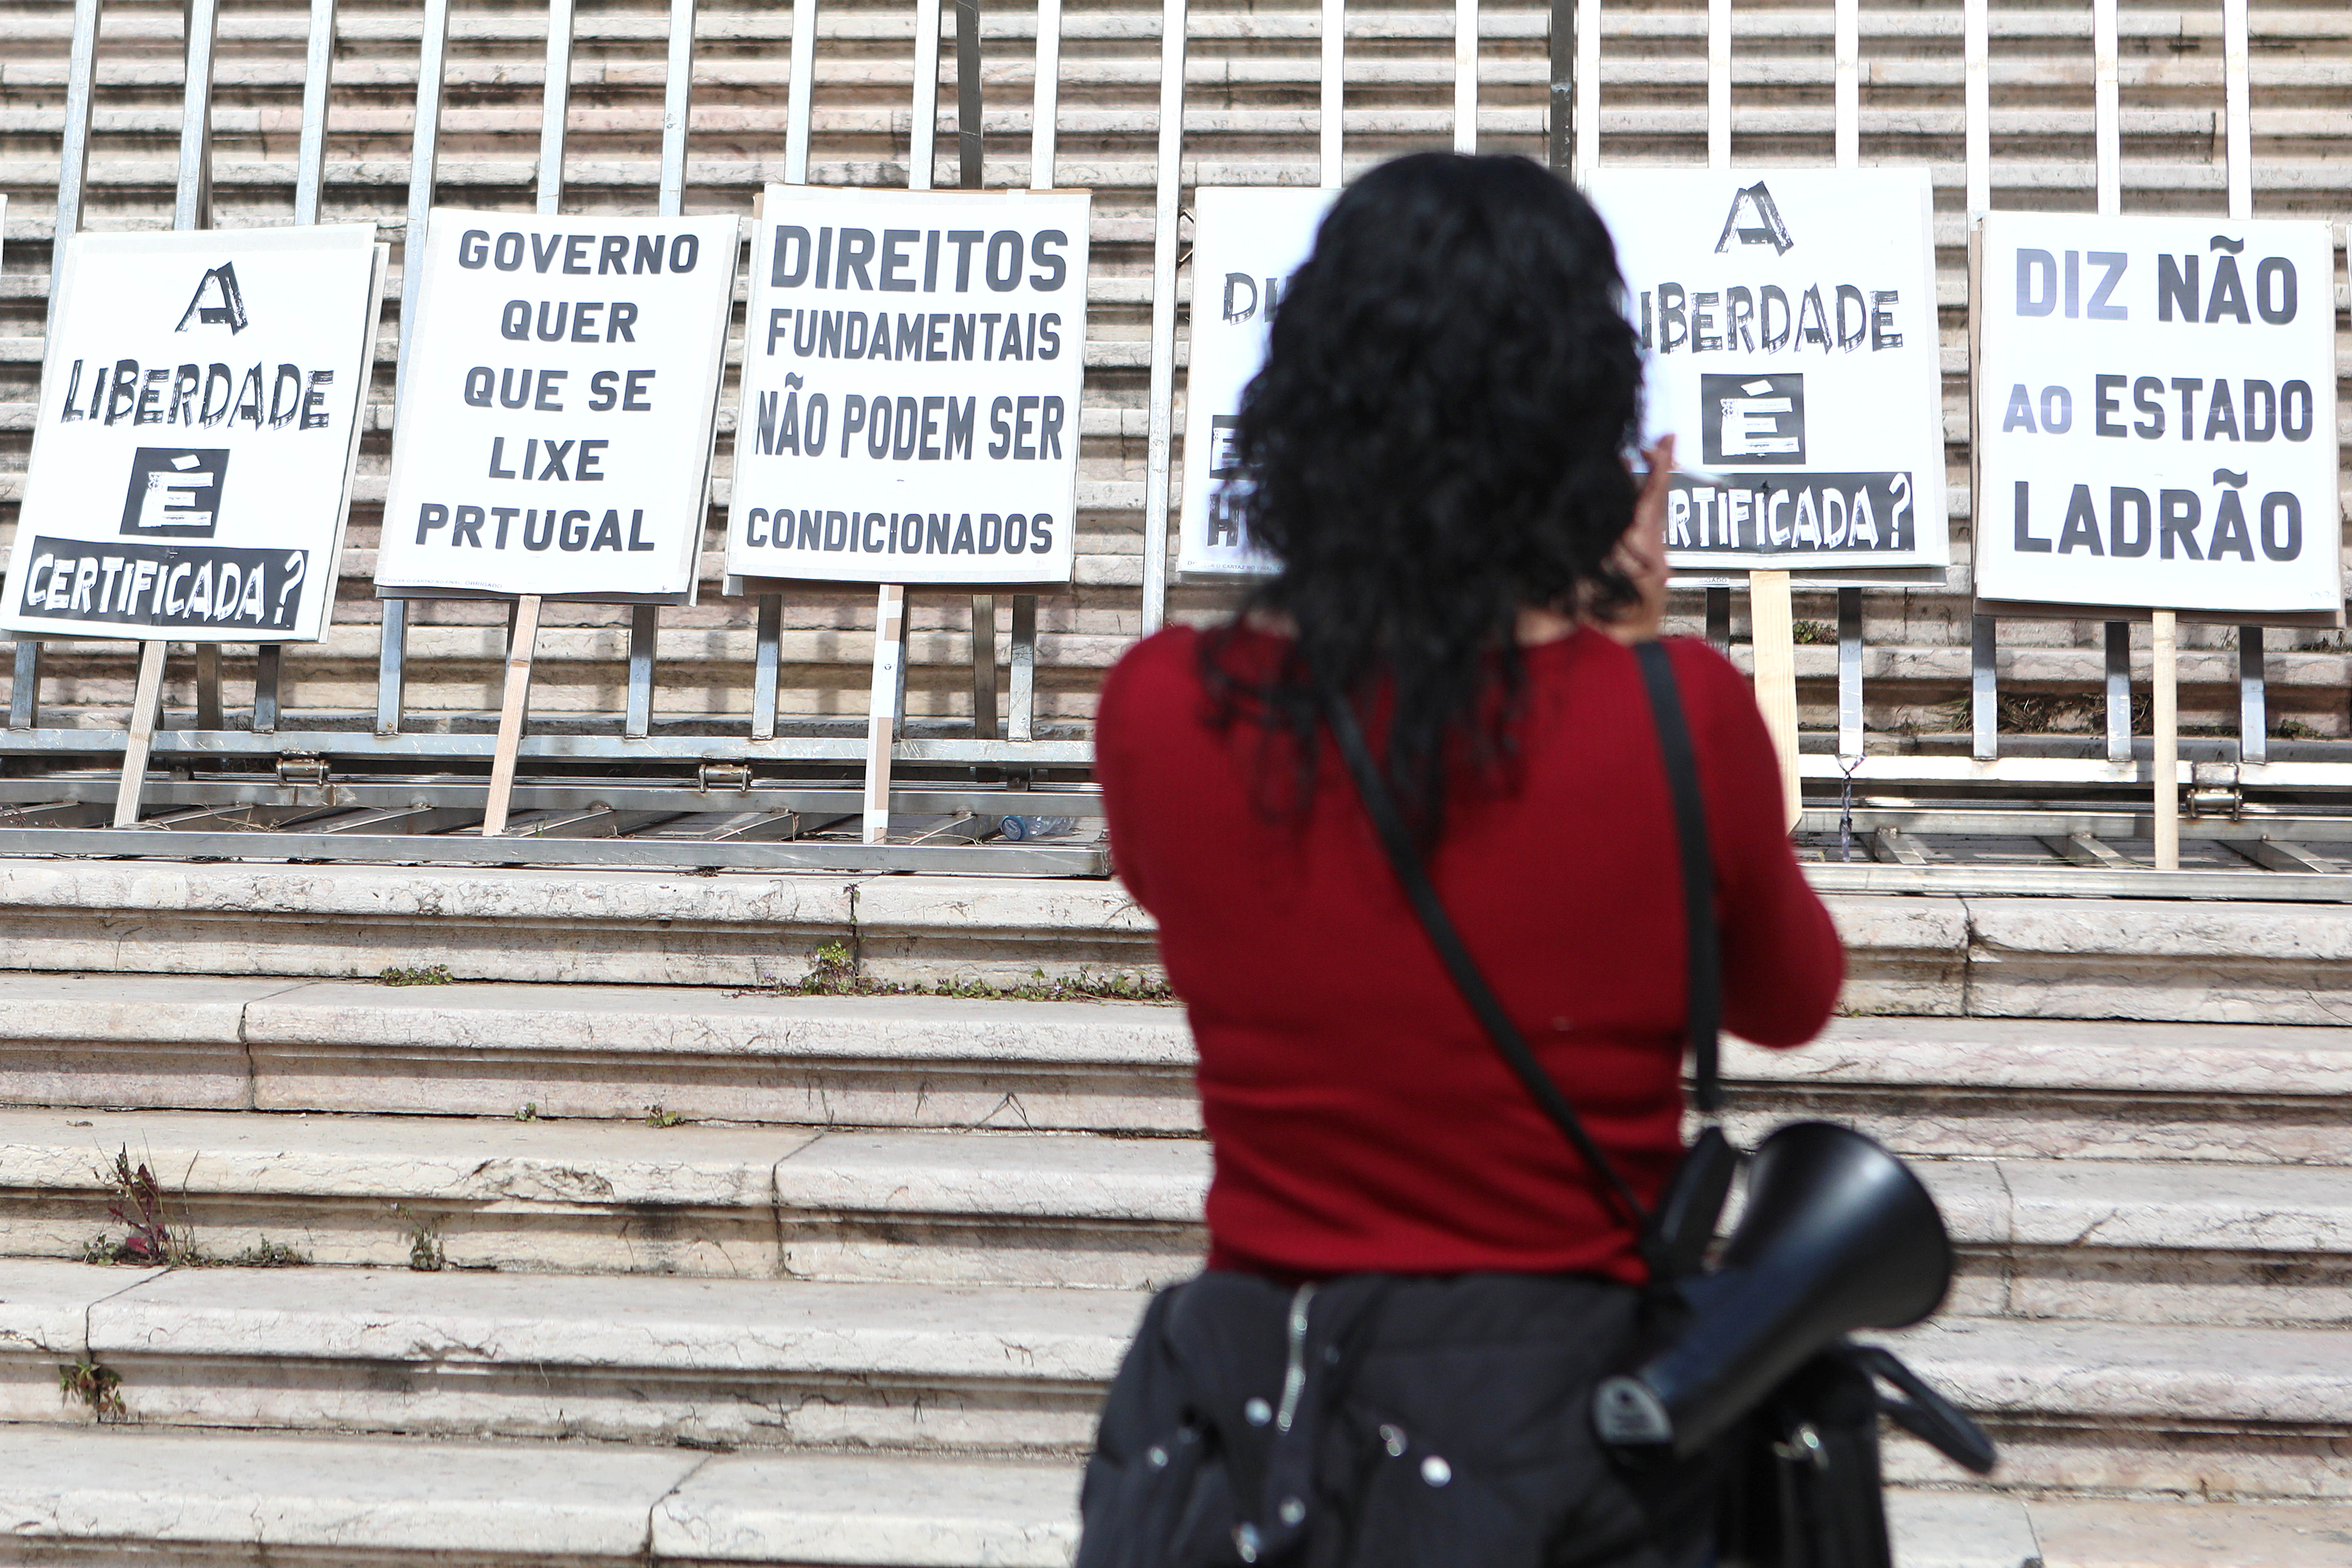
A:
1202,151,1645,846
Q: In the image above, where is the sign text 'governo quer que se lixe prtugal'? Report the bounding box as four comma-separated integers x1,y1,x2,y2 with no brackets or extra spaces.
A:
0,226,383,643
1972,212,2341,618
1585,167,1951,578
375,213,738,602
726,187,1092,589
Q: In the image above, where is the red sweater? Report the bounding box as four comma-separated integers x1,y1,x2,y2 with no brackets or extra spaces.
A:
1096,625,1843,1285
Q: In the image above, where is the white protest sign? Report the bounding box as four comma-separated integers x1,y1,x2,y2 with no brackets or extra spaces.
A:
1176,187,1336,576
375,211,738,601
1585,167,1950,575
1973,213,2341,617
726,186,1091,587
1,225,381,644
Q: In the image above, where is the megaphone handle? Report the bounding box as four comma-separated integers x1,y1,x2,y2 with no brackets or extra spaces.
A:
1854,1346,1998,1475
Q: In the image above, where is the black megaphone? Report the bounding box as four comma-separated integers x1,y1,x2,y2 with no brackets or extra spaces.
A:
1592,1122,1953,1458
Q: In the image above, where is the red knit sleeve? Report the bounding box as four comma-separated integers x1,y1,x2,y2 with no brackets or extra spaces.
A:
1093,629,1179,915
1669,639,1844,1048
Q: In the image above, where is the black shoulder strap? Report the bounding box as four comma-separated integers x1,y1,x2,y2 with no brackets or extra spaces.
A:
1632,641,1723,1116
1321,692,1653,1240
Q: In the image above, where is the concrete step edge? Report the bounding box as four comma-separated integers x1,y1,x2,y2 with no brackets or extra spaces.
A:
7,1108,2351,1262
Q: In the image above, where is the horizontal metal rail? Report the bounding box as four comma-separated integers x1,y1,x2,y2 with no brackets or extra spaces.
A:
0,825,1107,876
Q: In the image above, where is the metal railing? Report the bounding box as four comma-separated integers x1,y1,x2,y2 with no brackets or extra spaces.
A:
0,0,2346,880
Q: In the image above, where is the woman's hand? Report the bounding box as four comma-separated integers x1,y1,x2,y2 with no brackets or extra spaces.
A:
1598,436,1675,645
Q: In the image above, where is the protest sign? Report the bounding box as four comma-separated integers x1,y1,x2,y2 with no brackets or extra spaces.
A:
725,185,1091,588
1585,167,1950,575
1176,187,1336,576
1972,212,2341,618
375,211,738,601
0,225,381,644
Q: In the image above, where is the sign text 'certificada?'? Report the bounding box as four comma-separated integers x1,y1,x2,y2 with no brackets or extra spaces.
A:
376,212,738,601
1585,166,1950,576
726,186,1091,587
0,225,382,644
1973,212,2341,617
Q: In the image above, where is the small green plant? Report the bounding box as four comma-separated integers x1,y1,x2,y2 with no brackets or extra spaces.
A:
798,940,860,995
645,1104,688,1129
93,1148,189,1266
58,1360,125,1420
216,1238,308,1268
514,1102,541,1122
1790,621,1836,645
379,964,454,986
400,1210,445,1272
2275,718,2322,740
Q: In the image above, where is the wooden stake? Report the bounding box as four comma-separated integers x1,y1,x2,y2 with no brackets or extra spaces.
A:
1747,569,1803,832
480,595,541,837
863,584,909,844
112,641,169,828
2152,608,2179,871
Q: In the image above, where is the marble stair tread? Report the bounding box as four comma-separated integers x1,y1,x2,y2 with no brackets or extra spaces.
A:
0,1106,1210,1219
1877,1313,2352,1425
3,1103,2340,1263
2,1258,2343,1429
76,1263,1141,1380
2023,1496,2352,1568
1735,1014,2352,1096
0,1423,707,1561
0,1424,2330,1568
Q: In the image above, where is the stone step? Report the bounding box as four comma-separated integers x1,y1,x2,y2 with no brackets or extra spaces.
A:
0,1107,1207,1286
8,859,2352,1027
52,1427,2339,1568
6,1260,2346,1498
3,974,2342,1163
6,1106,2348,1322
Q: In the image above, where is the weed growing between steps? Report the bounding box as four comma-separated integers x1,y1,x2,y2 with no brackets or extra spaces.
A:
748,941,1175,1003
378,964,455,986
81,1147,309,1269
399,1208,445,1272
56,1360,124,1421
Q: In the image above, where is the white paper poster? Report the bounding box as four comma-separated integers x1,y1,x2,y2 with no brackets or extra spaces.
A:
726,186,1091,587
1177,187,1336,577
1585,167,1950,574
0,225,381,644
376,211,738,601
1973,212,2340,617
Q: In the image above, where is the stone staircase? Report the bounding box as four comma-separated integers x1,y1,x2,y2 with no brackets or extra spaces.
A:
0,858,2348,1565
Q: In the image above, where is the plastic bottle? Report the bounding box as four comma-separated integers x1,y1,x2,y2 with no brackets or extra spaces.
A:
997,815,1079,842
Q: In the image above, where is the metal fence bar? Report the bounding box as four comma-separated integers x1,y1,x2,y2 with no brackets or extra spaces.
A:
1138,0,1187,634
1571,0,1598,182
1707,0,1730,169
258,0,339,732
751,0,821,741
537,0,574,215
626,0,698,739
16,0,101,730
1324,0,1345,183
1963,0,1988,214
378,0,453,737
1033,0,1062,186
294,0,336,223
2104,620,2130,761
1833,0,1861,759
958,1,998,741
1971,613,1997,760
1007,0,1063,744
2223,0,2264,764
1455,0,1477,153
